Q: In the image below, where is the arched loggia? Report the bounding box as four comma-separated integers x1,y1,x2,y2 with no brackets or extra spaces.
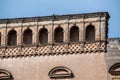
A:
23,29,32,45
39,28,48,45
54,27,64,43
86,25,95,42
7,30,17,46
70,26,79,42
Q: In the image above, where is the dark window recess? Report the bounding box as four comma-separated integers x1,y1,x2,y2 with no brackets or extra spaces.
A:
7,30,17,46
39,28,48,45
23,29,32,45
86,25,95,42
54,27,63,43
70,26,79,42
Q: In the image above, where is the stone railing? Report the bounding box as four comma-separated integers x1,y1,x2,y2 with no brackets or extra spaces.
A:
0,42,106,58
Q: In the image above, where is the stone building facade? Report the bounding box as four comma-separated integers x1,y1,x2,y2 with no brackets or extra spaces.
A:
0,12,119,80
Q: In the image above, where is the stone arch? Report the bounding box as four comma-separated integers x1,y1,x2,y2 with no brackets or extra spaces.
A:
7,30,17,46
54,27,64,43
70,26,79,42
39,28,48,45
0,69,13,80
109,63,120,75
23,28,32,45
85,25,95,42
48,66,74,79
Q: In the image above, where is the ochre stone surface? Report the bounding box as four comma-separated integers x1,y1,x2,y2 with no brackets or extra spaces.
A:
0,12,117,80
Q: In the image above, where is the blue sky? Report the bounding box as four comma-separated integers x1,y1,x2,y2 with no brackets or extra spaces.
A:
0,0,120,38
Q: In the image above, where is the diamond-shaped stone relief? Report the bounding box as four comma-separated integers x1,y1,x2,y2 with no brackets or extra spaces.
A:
5,48,19,56
0,42,106,58
21,47,36,56
100,42,106,51
84,43,97,52
53,44,67,53
68,44,81,52
36,46,50,54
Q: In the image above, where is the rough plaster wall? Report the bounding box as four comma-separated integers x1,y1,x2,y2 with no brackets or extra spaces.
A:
0,53,107,80
106,39,120,68
105,39,120,80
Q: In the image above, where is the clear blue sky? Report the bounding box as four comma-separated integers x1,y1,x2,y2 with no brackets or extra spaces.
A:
0,0,120,38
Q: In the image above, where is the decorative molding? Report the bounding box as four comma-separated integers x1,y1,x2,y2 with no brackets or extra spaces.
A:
0,12,109,58
0,41,106,58
109,63,120,75
48,66,74,79
0,69,13,80
0,12,109,24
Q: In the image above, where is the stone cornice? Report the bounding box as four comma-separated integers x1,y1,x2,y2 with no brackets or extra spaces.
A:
0,12,110,24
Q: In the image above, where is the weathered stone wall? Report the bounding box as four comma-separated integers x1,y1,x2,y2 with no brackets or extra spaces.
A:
0,12,109,47
0,12,109,58
0,53,107,80
105,38,120,80
0,12,111,80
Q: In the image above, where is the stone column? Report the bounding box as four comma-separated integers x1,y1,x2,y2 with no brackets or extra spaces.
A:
101,20,106,41
83,21,86,42
33,24,38,45
33,18,39,45
69,24,73,42
78,23,84,42
17,27,22,46
1,27,7,47
48,24,53,44
63,22,69,43
94,22,100,41
17,19,25,46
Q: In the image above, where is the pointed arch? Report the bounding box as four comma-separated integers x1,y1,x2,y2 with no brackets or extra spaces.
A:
48,66,74,79
39,28,48,45
109,63,120,75
54,27,64,43
70,26,79,42
23,28,32,45
85,25,95,42
0,69,13,80
7,30,17,46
